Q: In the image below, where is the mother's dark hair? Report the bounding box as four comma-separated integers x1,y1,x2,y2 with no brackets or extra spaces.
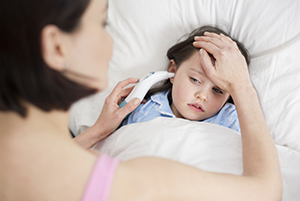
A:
146,26,250,104
0,0,95,117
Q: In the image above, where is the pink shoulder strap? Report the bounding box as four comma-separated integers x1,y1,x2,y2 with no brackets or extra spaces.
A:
81,154,119,201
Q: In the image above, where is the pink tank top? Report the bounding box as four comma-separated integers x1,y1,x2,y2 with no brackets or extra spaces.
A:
81,154,119,201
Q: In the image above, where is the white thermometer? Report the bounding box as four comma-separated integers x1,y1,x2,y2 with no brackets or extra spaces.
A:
119,71,174,108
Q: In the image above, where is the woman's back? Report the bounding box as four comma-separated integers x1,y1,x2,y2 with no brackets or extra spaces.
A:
0,108,98,201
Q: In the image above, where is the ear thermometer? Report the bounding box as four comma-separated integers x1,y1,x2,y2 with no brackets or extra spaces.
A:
119,71,174,108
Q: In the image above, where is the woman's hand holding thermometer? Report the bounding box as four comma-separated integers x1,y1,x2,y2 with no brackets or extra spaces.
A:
119,71,175,108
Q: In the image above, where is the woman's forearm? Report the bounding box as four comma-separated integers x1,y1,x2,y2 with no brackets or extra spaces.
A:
231,84,282,193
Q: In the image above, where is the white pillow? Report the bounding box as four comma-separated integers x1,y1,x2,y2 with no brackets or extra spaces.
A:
70,0,300,152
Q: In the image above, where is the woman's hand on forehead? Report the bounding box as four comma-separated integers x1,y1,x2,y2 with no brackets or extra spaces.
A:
193,33,250,94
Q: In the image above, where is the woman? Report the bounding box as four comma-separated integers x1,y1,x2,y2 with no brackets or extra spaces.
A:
0,0,282,200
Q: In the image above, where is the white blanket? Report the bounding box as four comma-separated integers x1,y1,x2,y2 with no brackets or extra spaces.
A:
95,117,300,201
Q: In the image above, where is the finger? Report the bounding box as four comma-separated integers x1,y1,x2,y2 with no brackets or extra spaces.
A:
120,86,135,98
195,32,222,41
119,98,140,118
194,41,223,60
219,33,236,44
199,49,217,79
117,86,135,105
204,32,233,45
195,31,235,43
204,32,239,49
109,78,139,102
204,31,222,38
194,35,230,49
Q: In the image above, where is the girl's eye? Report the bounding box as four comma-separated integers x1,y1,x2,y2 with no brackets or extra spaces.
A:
213,87,223,94
190,77,200,84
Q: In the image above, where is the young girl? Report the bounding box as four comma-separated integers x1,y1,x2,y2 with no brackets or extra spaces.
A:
121,26,250,132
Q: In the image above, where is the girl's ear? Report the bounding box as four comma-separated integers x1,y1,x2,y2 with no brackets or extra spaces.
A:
168,59,177,84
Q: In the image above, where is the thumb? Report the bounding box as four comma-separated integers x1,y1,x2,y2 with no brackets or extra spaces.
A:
120,98,140,117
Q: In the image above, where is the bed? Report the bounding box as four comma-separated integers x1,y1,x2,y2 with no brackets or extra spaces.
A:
70,0,300,200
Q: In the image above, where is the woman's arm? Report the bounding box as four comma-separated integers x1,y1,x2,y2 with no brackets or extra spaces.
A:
74,78,141,149
195,32,282,187
109,33,282,201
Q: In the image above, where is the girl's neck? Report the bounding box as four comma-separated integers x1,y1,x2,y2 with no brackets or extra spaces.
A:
0,103,71,141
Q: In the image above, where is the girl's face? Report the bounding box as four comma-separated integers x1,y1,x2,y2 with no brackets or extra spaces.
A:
66,0,112,91
169,52,230,121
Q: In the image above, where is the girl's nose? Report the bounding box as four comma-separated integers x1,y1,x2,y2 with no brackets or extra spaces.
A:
195,90,207,102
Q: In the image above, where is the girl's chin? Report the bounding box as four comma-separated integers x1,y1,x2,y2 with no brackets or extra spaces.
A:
180,114,204,121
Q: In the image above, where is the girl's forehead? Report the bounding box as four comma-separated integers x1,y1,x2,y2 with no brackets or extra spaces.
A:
188,67,204,75
182,53,205,74
186,50,215,69
181,52,202,69
182,51,216,76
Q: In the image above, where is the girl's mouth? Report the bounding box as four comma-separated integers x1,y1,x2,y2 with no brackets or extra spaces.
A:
188,103,204,112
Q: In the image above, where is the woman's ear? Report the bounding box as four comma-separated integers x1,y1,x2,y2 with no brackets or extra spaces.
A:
41,25,69,71
168,59,177,84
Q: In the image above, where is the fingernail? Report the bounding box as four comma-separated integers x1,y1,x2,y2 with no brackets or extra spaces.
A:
134,98,140,105
194,36,200,40
200,49,204,55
